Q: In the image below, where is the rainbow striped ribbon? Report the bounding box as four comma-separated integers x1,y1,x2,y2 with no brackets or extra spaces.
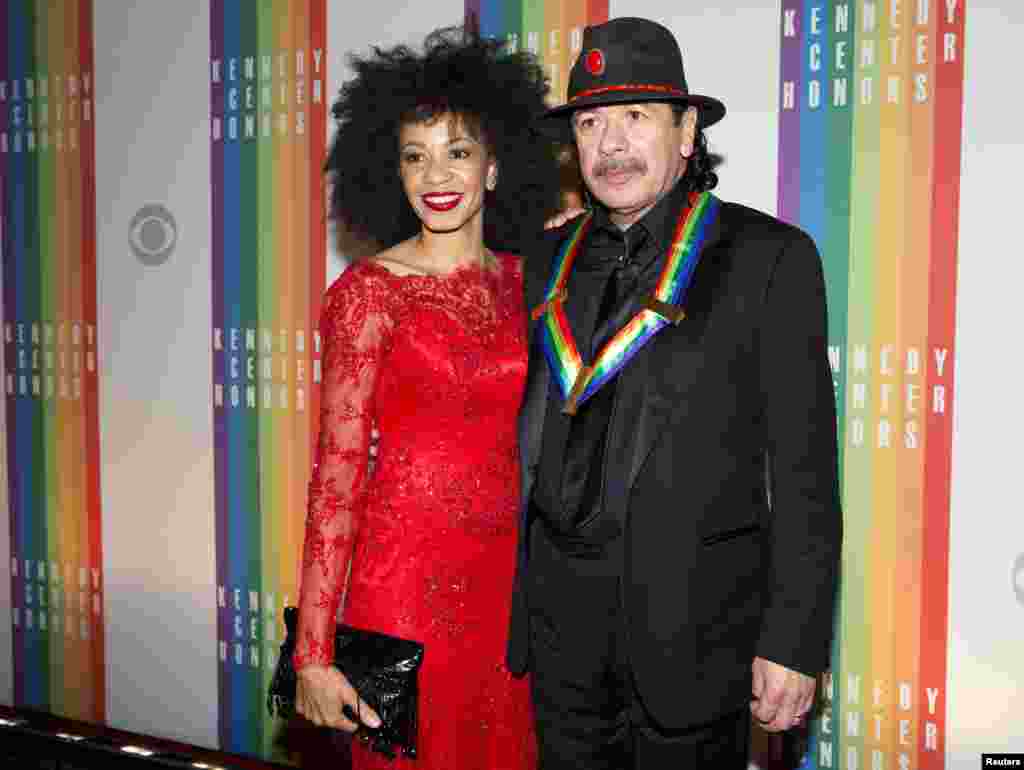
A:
534,191,719,414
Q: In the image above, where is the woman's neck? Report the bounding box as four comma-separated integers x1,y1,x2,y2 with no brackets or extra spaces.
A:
414,219,489,274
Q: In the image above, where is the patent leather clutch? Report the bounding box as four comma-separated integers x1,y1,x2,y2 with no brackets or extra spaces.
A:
267,606,425,760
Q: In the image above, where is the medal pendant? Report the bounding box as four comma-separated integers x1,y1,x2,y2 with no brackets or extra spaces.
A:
562,366,594,416
644,295,686,325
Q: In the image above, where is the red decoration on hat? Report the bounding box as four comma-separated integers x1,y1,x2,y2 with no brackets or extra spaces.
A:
584,49,605,77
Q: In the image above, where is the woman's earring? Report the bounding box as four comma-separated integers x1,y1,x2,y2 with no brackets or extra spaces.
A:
486,168,498,191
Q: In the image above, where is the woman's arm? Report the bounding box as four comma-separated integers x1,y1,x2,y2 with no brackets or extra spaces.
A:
293,267,394,730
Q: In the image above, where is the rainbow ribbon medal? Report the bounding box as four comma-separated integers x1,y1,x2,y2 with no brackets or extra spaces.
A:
533,191,720,415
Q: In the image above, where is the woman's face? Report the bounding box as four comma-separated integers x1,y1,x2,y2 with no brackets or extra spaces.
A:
398,115,496,236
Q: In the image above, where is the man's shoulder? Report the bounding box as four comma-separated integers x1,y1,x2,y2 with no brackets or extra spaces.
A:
715,198,813,247
519,215,586,280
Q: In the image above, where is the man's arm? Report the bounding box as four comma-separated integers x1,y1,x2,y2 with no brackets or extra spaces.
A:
752,226,842,731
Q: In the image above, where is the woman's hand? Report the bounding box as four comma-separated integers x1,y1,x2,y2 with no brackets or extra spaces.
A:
544,207,587,229
295,664,382,733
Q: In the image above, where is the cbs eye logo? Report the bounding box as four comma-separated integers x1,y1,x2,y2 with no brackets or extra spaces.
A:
129,204,178,266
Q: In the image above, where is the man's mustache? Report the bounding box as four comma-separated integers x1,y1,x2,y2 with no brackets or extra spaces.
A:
593,157,646,177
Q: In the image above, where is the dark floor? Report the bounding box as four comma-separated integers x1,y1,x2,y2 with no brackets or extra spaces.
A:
1,704,803,769
0,706,352,769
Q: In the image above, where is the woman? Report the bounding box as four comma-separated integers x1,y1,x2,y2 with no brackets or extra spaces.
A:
292,26,560,769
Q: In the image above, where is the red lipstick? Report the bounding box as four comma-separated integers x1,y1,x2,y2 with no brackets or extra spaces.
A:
422,193,463,212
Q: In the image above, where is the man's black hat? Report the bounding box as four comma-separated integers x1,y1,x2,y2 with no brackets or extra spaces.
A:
536,17,726,136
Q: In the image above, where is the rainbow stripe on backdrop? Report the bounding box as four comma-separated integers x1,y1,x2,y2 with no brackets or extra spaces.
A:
778,3,965,769
467,0,608,103
1,0,103,724
210,0,326,759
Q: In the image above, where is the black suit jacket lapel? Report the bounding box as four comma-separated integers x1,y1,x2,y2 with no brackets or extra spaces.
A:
619,208,728,495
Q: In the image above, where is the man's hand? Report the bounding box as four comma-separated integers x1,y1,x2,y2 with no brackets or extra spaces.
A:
750,656,815,732
296,664,381,733
544,207,587,229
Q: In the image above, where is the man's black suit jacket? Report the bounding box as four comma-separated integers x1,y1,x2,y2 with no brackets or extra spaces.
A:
507,197,842,730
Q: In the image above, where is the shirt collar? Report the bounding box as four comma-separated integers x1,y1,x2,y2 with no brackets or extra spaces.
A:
590,175,693,252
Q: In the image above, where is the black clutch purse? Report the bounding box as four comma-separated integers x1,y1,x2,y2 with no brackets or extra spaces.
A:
267,606,425,760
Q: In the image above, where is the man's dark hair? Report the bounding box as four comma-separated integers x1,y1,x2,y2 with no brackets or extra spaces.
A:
672,104,718,192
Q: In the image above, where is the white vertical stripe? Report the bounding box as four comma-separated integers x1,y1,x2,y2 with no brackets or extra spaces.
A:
95,0,217,748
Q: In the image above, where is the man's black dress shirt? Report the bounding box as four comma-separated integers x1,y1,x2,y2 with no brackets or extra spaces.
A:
530,179,694,554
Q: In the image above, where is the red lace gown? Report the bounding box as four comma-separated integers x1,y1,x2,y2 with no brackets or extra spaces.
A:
293,253,535,769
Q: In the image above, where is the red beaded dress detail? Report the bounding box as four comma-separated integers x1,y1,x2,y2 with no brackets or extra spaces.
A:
294,252,535,769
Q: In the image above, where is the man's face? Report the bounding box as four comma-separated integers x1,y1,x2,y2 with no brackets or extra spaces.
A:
572,102,697,227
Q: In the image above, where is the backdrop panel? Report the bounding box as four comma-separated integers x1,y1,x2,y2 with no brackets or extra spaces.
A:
94,0,218,748
945,1,1024,766
0,166,9,709
777,2,964,769
2,0,105,725
210,0,327,758
468,0,608,105
211,0,463,761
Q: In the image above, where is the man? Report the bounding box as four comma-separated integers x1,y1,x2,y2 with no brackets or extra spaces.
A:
509,17,842,769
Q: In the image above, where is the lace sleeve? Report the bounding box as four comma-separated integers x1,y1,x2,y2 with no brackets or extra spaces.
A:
293,267,395,669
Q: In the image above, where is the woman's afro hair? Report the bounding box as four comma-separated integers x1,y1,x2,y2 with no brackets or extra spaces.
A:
325,26,563,251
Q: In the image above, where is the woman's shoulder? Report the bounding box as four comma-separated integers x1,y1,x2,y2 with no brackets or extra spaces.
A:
322,259,406,322
327,259,392,294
